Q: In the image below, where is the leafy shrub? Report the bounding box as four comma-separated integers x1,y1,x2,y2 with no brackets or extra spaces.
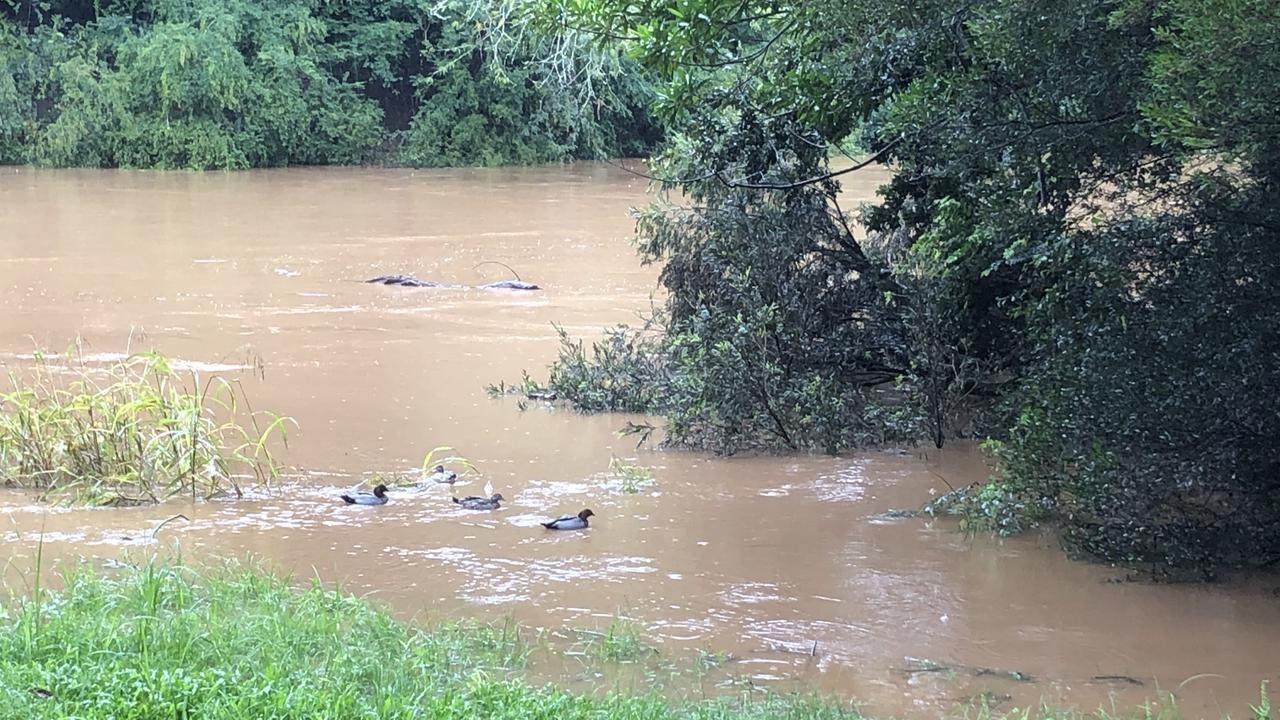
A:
547,323,670,413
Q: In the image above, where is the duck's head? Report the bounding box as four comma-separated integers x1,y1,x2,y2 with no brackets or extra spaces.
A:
372,484,389,497
491,493,506,502
578,508,595,520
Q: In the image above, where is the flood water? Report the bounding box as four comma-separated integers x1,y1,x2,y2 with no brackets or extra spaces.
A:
0,164,1276,718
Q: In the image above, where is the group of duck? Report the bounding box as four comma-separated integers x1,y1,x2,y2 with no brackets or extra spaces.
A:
337,465,596,531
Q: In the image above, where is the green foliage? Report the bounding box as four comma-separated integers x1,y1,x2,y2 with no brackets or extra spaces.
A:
0,19,31,162
545,110,929,454
0,350,290,505
538,0,1280,571
399,3,660,167
548,322,670,413
1144,0,1280,160
485,369,552,399
929,481,1045,538
0,0,660,168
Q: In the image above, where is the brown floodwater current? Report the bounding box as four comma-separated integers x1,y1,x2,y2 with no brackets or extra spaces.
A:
0,165,1276,718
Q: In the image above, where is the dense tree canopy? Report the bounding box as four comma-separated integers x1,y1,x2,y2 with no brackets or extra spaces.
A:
0,0,661,168
539,0,1280,572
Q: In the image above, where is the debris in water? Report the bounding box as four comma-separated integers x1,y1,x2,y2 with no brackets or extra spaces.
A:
902,657,950,674
1091,675,1145,686
975,667,1035,683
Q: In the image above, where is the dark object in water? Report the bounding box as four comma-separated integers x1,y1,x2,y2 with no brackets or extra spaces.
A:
340,484,389,505
365,275,446,287
1091,675,1145,686
527,391,558,401
364,274,538,290
453,493,505,510
479,279,540,290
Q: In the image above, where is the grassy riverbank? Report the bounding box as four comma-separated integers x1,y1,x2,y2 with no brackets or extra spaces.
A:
0,563,1259,719
0,563,859,719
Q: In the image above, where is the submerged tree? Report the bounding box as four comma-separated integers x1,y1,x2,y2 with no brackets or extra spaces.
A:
537,0,1280,571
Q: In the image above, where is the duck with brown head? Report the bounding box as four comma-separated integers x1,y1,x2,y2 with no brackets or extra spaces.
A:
452,493,504,510
542,509,594,530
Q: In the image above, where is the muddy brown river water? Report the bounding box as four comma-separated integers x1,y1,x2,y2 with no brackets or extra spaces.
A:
0,164,1276,718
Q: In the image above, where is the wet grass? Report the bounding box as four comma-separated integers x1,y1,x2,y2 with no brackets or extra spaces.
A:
0,351,291,505
582,616,657,664
695,648,736,673
418,446,476,478
0,562,863,719
359,447,478,490
0,561,1269,719
608,456,656,494
966,692,1272,720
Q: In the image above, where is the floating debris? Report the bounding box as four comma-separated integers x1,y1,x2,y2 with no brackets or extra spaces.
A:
901,657,1034,683
1091,675,1145,686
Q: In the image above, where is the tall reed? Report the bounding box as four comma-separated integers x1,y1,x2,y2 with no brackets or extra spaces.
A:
0,351,291,504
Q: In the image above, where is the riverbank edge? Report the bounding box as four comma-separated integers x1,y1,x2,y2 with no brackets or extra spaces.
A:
0,561,1256,720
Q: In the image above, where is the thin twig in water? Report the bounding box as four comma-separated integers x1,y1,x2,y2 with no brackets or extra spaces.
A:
473,261,523,281
1174,673,1225,693
152,514,190,540
928,469,957,493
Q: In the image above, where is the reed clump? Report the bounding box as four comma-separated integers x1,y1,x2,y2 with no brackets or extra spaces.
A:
0,351,291,505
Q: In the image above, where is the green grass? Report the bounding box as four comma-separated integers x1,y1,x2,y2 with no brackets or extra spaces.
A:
0,562,863,719
0,350,291,505
0,562,1269,719
607,456,656,494
579,616,657,664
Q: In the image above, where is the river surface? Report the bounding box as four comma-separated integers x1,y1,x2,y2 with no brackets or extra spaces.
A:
0,165,1276,718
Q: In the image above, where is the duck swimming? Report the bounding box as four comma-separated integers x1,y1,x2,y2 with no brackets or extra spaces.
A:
426,465,458,484
340,484,389,506
542,508,594,530
452,493,504,510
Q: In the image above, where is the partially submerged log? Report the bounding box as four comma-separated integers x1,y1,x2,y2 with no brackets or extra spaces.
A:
365,274,539,290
